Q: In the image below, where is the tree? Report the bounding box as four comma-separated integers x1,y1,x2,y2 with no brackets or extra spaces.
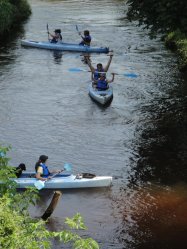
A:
126,0,187,37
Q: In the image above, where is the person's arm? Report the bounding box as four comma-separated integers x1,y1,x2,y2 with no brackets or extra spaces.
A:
85,56,95,72
104,54,113,72
35,166,46,181
36,172,46,181
107,73,115,83
48,32,53,38
91,72,97,82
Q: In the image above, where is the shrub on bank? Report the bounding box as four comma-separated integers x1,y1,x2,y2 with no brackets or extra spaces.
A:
165,30,187,71
0,0,31,35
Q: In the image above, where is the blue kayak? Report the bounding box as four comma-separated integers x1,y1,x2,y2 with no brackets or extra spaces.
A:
21,40,109,53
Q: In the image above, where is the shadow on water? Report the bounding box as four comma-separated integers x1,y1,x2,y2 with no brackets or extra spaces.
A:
114,73,187,248
128,75,187,185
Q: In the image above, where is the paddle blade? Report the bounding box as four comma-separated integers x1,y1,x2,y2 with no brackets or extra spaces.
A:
68,68,84,72
124,73,138,78
34,180,45,190
76,25,79,32
64,163,72,171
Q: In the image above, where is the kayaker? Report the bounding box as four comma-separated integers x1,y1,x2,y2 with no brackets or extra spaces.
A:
79,30,91,46
48,29,62,43
35,155,60,181
92,73,115,90
86,53,113,80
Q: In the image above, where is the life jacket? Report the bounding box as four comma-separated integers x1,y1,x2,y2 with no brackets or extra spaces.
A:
83,35,91,45
40,163,50,177
51,33,62,43
94,69,104,80
97,79,108,90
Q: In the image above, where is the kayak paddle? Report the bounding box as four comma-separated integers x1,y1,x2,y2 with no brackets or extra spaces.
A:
68,68,138,78
34,163,72,190
47,23,50,41
76,24,80,35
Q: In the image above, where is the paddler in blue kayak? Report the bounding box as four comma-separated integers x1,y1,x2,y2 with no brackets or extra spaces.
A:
48,29,62,43
79,30,91,46
35,155,60,181
85,53,113,80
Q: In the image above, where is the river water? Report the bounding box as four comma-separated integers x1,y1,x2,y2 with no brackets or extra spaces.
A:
0,0,187,248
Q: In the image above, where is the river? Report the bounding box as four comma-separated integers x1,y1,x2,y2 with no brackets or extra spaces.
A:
0,0,187,248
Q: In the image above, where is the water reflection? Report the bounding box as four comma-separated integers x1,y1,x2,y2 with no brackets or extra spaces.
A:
117,183,187,249
53,51,63,64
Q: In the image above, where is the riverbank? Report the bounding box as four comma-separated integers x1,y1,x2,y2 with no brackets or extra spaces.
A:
0,0,31,36
165,30,187,73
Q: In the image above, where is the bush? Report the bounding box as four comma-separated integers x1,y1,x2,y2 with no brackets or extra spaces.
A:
0,0,31,35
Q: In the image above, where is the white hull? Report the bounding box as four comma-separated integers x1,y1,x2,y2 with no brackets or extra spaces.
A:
88,83,113,105
12,174,112,189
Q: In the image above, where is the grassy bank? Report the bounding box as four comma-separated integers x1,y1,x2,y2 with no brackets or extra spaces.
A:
0,0,31,36
165,30,187,72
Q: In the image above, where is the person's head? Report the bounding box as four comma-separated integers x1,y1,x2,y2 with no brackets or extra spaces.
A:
97,63,103,71
18,163,26,171
54,29,61,34
39,155,48,163
84,30,90,36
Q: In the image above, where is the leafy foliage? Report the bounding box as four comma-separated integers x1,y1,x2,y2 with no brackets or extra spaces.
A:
126,0,187,37
0,146,99,249
0,0,31,34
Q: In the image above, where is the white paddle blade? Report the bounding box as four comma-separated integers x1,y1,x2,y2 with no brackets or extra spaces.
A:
64,163,72,171
34,180,45,190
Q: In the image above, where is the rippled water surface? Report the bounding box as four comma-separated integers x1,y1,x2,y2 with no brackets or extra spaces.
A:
0,0,187,248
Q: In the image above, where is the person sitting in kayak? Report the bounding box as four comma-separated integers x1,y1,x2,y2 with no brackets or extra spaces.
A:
86,53,113,80
79,30,91,46
92,73,115,90
35,155,60,181
48,29,62,43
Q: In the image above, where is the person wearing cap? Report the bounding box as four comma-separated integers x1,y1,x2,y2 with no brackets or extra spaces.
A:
35,155,60,181
48,29,62,43
92,72,115,90
85,53,113,80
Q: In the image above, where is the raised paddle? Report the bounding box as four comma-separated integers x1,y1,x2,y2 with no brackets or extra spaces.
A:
68,67,138,78
76,24,80,35
34,163,72,190
47,23,50,41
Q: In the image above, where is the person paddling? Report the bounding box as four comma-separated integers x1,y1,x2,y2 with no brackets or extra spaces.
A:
35,155,60,181
85,53,113,80
48,29,62,43
79,30,91,46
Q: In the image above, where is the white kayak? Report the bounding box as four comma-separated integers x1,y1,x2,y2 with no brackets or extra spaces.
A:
21,40,109,53
12,172,112,189
88,83,113,105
